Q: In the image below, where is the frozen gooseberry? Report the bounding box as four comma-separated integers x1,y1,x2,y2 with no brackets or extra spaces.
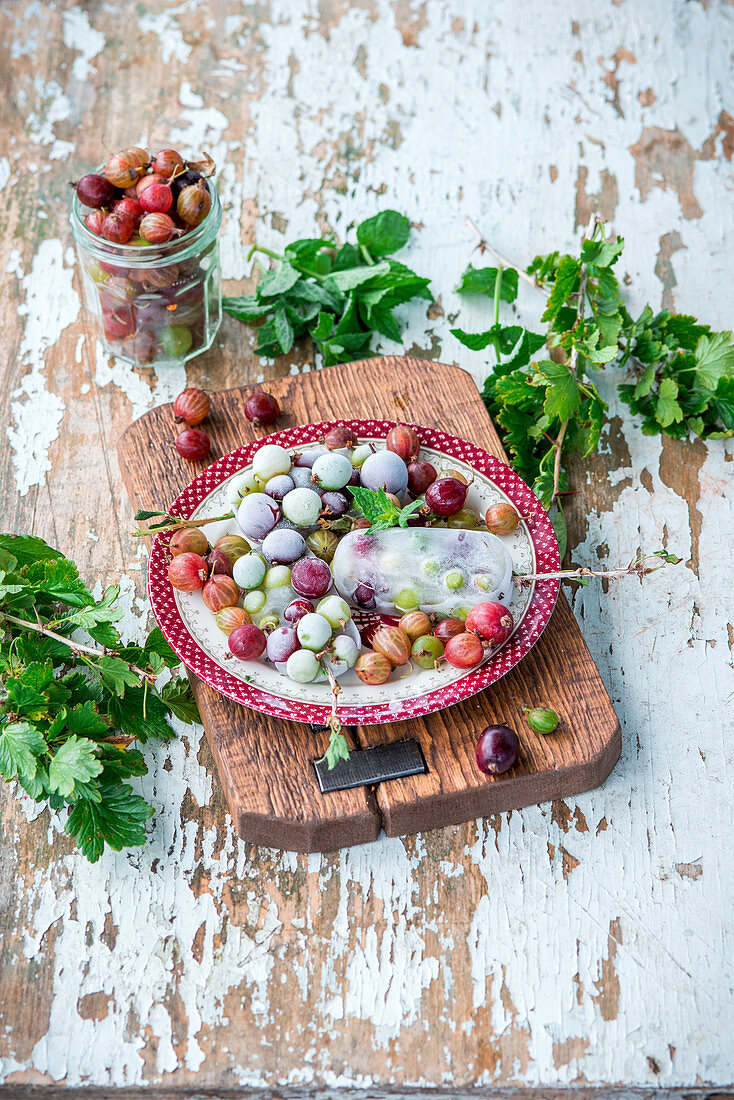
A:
475,724,519,775
311,452,353,490
398,610,431,642
351,443,374,468
372,625,412,667
228,623,266,661
176,427,210,461
263,565,292,589
243,589,266,614
324,424,358,450
524,706,559,734
411,634,444,669
173,387,210,425
282,487,322,527
355,651,392,685
465,602,514,646
290,557,332,599
325,634,360,675
444,632,484,669
236,493,281,540
245,391,280,425
167,552,207,592
202,575,240,612
297,612,333,651
264,474,294,501
252,444,291,482
316,595,351,629
215,606,250,634
169,527,209,556
228,471,259,507
485,502,521,536
233,552,267,590
261,528,306,565
394,588,420,613
353,582,376,609
320,490,349,517
286,648,320,683
386,423,420,462
360,450,409,495
266,626,300,664
444,570,465,591
283,597,313,623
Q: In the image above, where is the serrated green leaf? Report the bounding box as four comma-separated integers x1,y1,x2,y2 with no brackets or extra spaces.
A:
536,361,581,420
633,364,656,398
65,783,154,862
694,331,734,390
273,304,294,354
0,535,64,567
0,721,47,782
654,377,684,428
159,678,200,725
222,294,267,322
323,261,390,294
580,236,624,268
713,376,734,431
450,327,498,351
257,262,301,299
47,735,102,797
318,726,351,770
94,656,141,697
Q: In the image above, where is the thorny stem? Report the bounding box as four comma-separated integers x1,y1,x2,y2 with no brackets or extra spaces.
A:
131,511,233,538
2,613,157,684
465,217,540,290
513,554,680,590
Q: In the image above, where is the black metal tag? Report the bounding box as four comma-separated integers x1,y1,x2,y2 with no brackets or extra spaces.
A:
313,739,427,793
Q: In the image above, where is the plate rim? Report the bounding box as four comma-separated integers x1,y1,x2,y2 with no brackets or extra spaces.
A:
147,418,560,725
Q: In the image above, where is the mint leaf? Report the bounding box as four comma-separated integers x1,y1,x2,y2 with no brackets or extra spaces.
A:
347,485,393,523
222,294,266,322
257,262,301,298
356,210,410,256
324,261,391,294
0,721,47,781
450,328,498,351
47,735,102,796
273,304,294,354
455,265,518,302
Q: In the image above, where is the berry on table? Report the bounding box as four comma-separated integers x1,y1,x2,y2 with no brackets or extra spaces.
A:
175,427,210,461
475,725,519,775
524,707,559,734
245,391,280,426
173,387,210,425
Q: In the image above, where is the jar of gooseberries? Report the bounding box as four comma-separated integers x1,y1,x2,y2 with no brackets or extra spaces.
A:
70,173,222,368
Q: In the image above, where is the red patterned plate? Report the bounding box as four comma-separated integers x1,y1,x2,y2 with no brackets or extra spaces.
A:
148,420,559,725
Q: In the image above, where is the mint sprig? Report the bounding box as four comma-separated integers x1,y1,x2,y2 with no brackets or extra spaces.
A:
347,485,423,533
223,210,432,366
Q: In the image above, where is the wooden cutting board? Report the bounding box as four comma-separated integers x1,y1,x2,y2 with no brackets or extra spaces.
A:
118,356,621,852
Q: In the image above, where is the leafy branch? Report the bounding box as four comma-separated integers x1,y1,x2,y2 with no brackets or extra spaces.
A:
453,216,734,557
0,533,199,862
513,550,682,589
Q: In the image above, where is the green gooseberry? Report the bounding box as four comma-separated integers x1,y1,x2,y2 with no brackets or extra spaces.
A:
444,570,464,591
411,634,444,669
160,325,193,358
524,707,559,734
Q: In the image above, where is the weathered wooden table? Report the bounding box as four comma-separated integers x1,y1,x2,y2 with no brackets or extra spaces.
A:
1,1,732,1095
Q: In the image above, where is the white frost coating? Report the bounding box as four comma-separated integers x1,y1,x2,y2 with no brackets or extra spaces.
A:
8,240,78,494
62,7,105,81
137,10,192,65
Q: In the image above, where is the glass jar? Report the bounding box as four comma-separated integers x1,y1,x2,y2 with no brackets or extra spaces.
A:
70,180,222,368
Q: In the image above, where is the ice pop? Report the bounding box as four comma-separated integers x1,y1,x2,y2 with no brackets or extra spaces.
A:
331,528,513,616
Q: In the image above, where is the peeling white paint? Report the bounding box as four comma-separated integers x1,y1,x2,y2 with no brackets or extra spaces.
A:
62,7,106,82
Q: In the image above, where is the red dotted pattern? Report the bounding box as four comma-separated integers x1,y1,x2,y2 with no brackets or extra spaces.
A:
148,420,560,725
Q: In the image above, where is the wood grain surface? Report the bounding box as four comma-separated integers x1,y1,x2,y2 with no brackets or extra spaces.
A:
118,357,621,851
1,0,732,1093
